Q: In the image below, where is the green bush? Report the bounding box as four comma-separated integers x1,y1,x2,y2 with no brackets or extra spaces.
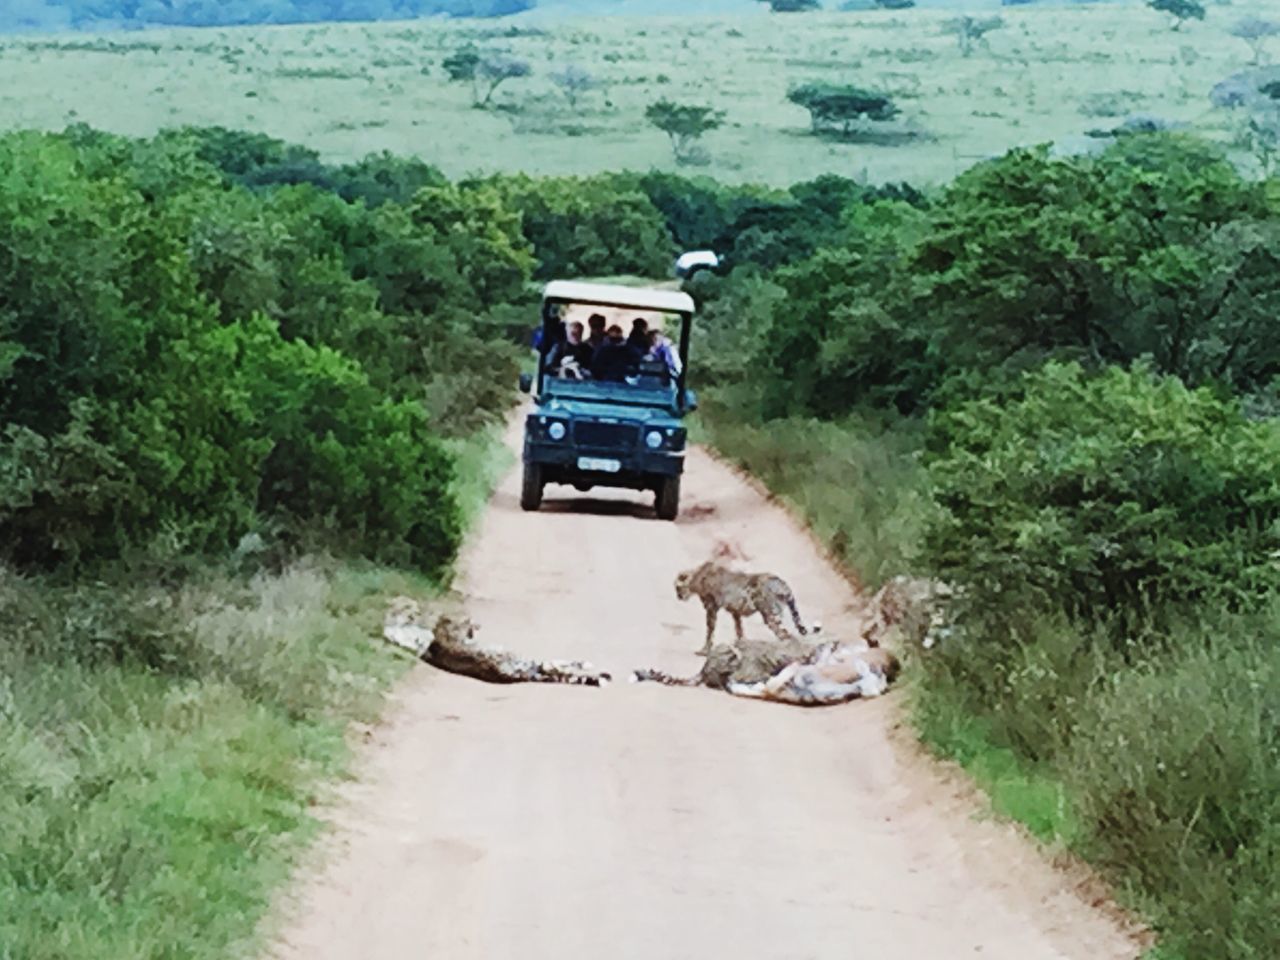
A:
246,325,463,573
0,130,472,576
925,361,1280,623
480,173,674,280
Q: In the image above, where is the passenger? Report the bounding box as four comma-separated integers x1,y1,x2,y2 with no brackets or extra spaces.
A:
626,317,649,352
586,313,607,352
546,320,593,378
645,328,683,379
590,324,642,382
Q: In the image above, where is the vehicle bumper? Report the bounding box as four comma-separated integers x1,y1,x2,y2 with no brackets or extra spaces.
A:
524,439,684,487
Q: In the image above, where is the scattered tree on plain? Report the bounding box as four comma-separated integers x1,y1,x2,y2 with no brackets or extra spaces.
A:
787,84,899,139
874,0,915,8
1229,17,1280,65
550,65,596,108
757,0,821,11
475,55,532,107
1147,0,1205,31
942,15,1005,57
645,100,726,166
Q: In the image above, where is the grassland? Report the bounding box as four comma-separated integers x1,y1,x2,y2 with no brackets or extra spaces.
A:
1,2,1276,187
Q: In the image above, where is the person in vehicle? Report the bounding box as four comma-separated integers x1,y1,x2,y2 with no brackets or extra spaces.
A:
591,324,642,382
586,313,607,351
645,328,682,379
546,320,593,378
626,318,649,352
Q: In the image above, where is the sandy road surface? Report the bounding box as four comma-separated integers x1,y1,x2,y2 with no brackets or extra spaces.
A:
269,417,1143,960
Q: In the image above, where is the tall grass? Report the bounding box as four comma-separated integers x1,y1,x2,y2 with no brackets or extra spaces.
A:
0,424,510,960
695,390,929,588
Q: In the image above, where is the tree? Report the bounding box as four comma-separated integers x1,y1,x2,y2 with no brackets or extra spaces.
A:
475,54,531,108
787,84,899,139
1230,17,1280,65
874,0,915,9
1147,0,1205,31
756,0,820,11
943,15,1004,57
645,100,726,166
550,65,596,108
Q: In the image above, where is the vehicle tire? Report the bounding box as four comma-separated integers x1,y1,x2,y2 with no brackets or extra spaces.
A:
520,462,543,511
655,475,680,521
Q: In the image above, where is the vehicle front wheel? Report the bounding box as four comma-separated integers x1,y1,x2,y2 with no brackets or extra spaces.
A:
520,462,543,511
655,475,680,521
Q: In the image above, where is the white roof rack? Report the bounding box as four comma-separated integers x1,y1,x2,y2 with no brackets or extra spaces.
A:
542,281,695,315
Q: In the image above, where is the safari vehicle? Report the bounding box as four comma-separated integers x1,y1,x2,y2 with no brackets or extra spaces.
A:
517,252,719,520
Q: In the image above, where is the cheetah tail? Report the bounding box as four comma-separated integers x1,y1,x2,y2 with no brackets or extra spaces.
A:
783,589,811,636
629,668,700,686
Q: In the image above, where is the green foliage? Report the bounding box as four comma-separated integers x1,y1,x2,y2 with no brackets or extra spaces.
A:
925,361,1280,622
0,127,536,575
787,83,899,138
754,138,1280,420
644,99,726,166
481,173,674,280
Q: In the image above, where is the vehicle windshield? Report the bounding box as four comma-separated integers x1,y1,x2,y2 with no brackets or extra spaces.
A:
539,300,685,390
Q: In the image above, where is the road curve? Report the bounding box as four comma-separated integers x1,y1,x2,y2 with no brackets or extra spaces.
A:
268,415,1143,960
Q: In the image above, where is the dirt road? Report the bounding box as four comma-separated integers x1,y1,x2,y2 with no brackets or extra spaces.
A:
269,418,1143,960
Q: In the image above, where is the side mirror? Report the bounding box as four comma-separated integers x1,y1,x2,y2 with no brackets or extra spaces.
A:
674,250,720,280
685,388,698,412
518,373,532,394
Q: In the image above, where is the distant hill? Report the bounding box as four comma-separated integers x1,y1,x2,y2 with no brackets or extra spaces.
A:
0,0,533,33
0,0,1131,33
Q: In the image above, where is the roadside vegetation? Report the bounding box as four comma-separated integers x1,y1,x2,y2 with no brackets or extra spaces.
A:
672,133,1280,960
0,127,522,958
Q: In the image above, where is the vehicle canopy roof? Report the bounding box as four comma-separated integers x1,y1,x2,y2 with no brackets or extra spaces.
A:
541,280,695,316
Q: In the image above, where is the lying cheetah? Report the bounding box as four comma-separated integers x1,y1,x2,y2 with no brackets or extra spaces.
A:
632,636,897,706
860,575,955,650
674,560,819,655
383,597,610,687
726,640,900,706
632,635,812,691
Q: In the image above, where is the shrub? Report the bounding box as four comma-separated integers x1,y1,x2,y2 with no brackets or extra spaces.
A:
247,326,463,573
924,361,1280,624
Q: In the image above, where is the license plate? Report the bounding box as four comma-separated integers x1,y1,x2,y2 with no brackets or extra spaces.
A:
578,457,621,473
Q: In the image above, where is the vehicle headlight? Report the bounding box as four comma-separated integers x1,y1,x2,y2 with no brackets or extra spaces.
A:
645,430,663,450
548,421,567,441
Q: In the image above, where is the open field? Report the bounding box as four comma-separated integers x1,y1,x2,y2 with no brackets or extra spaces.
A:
2,1,1276,186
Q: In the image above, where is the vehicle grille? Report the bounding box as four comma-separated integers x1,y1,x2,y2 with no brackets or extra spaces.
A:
573,421,639,449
